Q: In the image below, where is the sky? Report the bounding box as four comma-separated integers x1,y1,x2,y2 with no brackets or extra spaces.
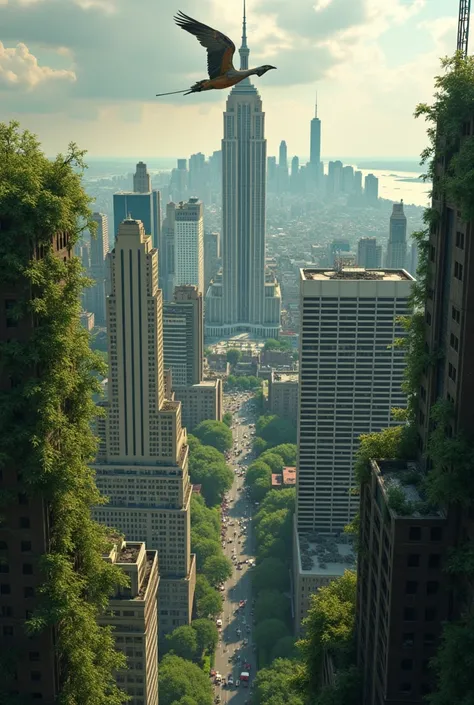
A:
0,0,464,161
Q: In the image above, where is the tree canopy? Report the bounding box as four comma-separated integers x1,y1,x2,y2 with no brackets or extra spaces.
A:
253,658,305,705
252,557,290,594
271,444,297,466
255,590,292,625
191,618,219,657
203,554,233,587
0,122,128,703
194,575,222,619
223,412,233,427
256,414,297,447
158,654,213,705
188,445,233,506
165,625,198,662
264,338,293,352
259,450,285,472
226,348,241,366
192,419,233,452
225,374,262,391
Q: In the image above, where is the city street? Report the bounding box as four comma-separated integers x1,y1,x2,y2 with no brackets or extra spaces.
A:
211,393,257,704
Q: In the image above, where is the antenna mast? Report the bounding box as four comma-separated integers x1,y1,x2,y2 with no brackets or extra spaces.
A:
457,0,471,56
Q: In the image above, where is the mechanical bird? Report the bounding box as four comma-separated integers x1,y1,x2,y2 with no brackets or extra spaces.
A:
156,9,276,98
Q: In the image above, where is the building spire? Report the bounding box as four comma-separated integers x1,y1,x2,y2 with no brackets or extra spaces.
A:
315,91,318,119
239,0,250,70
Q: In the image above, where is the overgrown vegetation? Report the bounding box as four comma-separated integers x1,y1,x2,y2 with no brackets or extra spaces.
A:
0,122,127,703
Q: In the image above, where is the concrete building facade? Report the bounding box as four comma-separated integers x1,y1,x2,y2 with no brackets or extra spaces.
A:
161,201,176,301
163,285,203,387
268,371,299,420
100,540,159,705
173,379,223,432
357,237,382,269
296,267,412,535
387,201,407,269
88,212,109,326
174,198,204,295
92,218,195,635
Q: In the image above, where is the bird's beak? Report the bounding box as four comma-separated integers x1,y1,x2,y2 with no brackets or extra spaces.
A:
269,66,277,70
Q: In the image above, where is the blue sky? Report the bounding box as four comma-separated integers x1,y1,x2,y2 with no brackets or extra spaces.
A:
0,0,462,160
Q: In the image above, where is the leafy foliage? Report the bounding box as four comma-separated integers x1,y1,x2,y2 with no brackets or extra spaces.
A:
264,338,293,352
222,412,233,427
270,444,297,466
355,425,411,484
158,654,213,705
255,590,292,626
165,625,198,662
252,658,305,705
244,460,272,501
252,557,290,594
226,348,241,366
194,575,222,619
192,419,233,453
298,571,357,697
202,554,233,587
256,414,297,447
0,122,127,704
188,444,233,507
259,451,285,472
191,618,219,657
429,615,474,705
224,374,262,391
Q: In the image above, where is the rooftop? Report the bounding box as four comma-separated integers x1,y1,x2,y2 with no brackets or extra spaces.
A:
271,473,282,487
117,544,140,564
302,267,412,282
272,372,298,384
372,459,443,518
282,466,296,485
297,533,356,576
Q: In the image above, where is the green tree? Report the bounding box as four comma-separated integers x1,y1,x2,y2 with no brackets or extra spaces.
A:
271,443,297,465
259,451,285,472
253,436,268,456
255,590,291,625
165,625,198,661
257,414,297,447
158,654,213,705
192,618,219,656
256,488,296,517
314,666,362,705
226,348,241,366
429,615,474,705
0,122,128,704
252,557,289,594
254,618,290,654
270,636,299,662
203,554,233,586
255,509,292,553
194,575,222,619
223,412,233,427
189,445,233,506
193,420,233,452
298,571,357,696
253,658,305,705
191,536,221,570
264,338,281,351
245,460,273,488
187,434,202,453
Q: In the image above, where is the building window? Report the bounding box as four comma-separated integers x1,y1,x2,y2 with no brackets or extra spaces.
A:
425,607,437,621
3,625,13,636
428,554,441,569
401,659,413,670
24,587,35,598
424,633,435,646
451,306,461,323
429,245,435,262
401,683,412,695
405,581,418,595
426,581,439,595
450,333,459,352
22,564,33,575
425,310,432,325
21,541,32,552
402,633,415,647
29,652,40,662
0,583,11,595
30,672,41,682
455,231,465,249
409,527,421,540
454,261,463,280
431,527,443,541
19,517,30,529
448,363,457,382
407,554,420,567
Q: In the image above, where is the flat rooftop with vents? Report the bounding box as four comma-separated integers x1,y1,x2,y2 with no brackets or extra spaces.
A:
302,267,413,282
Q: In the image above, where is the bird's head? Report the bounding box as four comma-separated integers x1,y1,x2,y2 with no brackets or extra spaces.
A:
255,65,277,77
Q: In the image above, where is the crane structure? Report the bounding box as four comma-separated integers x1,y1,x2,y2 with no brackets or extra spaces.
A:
457,0,471,56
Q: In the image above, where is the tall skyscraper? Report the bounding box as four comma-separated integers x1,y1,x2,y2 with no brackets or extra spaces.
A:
387,201,407,269
0,232,72,702
174,197,204,294
163,285,204,386
342,165,354,193
161,201,176,301
267,156,277,192
296,267,412,534
205,5,281,338
327,160,343,195
357,237,381,268
409,238,419,276
364,173,379,205
293,266,413,630
92,218,196,634
354,170,363,196
88,212,109,326
204,230,220,289
357,113,474,705
309,93,321,185
291,156,300,193
169,159,188,203
99,540,159,705
133,161,151,193
278,140,289,193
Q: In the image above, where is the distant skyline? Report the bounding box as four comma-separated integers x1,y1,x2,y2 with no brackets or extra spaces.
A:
0,0,462,159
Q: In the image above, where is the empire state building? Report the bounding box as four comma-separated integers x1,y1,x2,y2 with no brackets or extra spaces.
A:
205,4,281,338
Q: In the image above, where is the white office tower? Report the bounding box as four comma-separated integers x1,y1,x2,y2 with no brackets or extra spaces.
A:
357,237,382,269
92,218,196,635
205,4,281,338
174,197,204,294
134,160,152,194
387,201,408,269
293,267,413,630
297,267,413,533
88,212,109,326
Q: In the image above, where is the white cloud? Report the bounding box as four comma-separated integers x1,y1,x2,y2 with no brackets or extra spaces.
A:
314,0,334,12
0,41,76,88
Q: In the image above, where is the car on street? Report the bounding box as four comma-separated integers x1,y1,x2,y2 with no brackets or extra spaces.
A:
228,675,234,686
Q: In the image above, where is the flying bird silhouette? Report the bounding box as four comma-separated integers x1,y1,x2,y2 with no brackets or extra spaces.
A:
156,9,276,98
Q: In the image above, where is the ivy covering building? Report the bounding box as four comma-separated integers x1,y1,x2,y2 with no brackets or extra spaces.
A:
356,54,474,705
0,122,128,704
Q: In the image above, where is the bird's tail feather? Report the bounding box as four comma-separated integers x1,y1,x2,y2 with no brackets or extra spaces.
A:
156,88,190,97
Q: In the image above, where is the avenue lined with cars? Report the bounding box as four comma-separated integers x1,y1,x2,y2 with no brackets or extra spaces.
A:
210,393,258,704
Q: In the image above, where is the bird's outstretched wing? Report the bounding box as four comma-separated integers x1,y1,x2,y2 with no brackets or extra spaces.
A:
174,11,236,79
